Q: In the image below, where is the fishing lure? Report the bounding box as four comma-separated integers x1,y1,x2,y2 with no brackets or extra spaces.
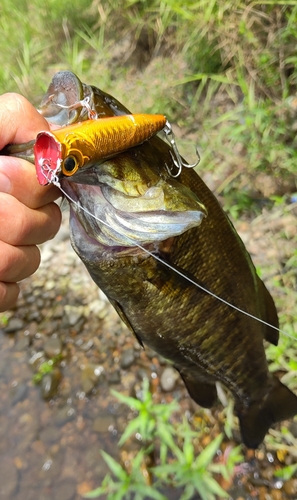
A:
34,113,167,185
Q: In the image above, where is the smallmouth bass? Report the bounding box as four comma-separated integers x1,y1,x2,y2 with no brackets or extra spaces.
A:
7,71,297,448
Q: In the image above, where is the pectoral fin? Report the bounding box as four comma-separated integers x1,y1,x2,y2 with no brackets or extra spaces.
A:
110,299,144,348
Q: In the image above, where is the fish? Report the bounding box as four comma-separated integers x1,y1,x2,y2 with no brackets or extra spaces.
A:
6,71,297,448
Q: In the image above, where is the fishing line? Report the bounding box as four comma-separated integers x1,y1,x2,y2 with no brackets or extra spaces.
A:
48,173,295,341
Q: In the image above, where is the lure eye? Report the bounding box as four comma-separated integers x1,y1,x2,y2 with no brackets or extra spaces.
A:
62,155,79,176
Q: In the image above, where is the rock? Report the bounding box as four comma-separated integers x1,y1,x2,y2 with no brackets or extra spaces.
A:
4,318,24,333
15,335,30,351
52,305,64,319
0,458,18,497
40,368,62,400
26,310,42,322
10,382,28,405
120,348,135,369
53,479,76,500
109,370,121,384
44,336,63,358
283,478,297,495
64,305,85,326
39,426,61,445
81,364,104,394
92,414,115,433
29,351,46,371
88,299,107,315
81,339,93,352
55,406,76,426
160,366,179,392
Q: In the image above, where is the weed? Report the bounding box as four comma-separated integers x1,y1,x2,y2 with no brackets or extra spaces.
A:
84,379,243,500
32,354,63,384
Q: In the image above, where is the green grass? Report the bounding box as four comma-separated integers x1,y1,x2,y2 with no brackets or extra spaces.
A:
1,2,297,194
84,379,243,500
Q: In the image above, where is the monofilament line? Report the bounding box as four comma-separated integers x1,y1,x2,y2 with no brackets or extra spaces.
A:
50,174,295,341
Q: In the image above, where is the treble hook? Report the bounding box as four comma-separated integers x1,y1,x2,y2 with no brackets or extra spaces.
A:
163,120,200,178
43,95,98,120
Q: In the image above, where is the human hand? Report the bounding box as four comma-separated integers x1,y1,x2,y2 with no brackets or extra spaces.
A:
0,93,62,312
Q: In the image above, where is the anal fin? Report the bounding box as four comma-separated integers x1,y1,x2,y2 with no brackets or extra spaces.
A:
177,369,217,408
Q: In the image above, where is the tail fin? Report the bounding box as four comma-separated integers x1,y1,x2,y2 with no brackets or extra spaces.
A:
236,376,297,449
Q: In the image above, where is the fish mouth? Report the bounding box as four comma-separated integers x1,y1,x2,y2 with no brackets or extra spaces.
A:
60,178,206,249
34,131,63,185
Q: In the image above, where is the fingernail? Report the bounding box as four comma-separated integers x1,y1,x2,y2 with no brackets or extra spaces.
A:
0,171,11,193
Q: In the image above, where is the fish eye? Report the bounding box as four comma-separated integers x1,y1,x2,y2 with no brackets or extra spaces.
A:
63,155,79,176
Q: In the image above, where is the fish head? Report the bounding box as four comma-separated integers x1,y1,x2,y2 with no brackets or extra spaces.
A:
38,71,87,125
35,72,207,250
38,71,131,126
58,140,207,252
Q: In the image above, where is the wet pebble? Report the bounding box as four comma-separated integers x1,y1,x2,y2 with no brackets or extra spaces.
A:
26,310,42,322
271,489,284,500
0,458,18,497
15,335,30,351
81,364,104,394
64,305,85,326
92,414,115,433
120,348,135,369
9,382,28,405
81,338,94,352
53,478,76,500
39,426,61,445
52,305,64,319
88,299,108,315
39,453,64,481
55,406,76,426
5,318,24,333
44,336,63,358
41,368,62,400
283,478,297,495
109,370,121,384
29,351,46,370
160,366,179,392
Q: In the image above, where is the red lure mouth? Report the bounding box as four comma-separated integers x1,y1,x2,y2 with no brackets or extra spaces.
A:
34,131,62,185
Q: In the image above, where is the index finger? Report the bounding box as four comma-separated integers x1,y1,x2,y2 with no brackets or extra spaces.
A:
0,92,50,146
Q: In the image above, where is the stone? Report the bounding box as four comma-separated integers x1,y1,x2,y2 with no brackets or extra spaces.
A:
160,366,179,392
44,337,63,358
120,348,135,369
92,415,115,433
41,369,62,400
5,318,24,333
0,458,18,497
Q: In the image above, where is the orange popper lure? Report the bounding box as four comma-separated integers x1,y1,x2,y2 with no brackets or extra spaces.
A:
34,114,167,185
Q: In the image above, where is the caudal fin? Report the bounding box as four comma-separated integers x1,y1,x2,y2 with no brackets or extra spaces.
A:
236,376,297,449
